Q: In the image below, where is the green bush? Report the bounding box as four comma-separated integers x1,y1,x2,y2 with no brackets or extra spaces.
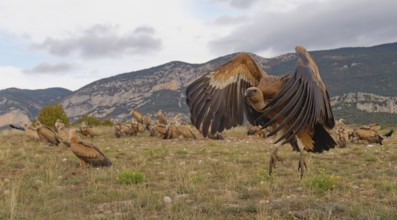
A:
117,171,145,184
37,103,69,129
77,115,113,126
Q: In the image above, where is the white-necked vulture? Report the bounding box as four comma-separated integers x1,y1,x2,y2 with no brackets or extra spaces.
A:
186,46,336,178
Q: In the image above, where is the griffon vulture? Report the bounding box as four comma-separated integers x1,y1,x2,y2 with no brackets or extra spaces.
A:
80,121,94,138
143,113,152,130
186,46,336,178
9,123,40,141
35,121,60,146
157,109,168,125
130,109,144,124
69,129,112,168
54,121,71,147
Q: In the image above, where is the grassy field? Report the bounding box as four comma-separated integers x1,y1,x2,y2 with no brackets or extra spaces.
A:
1,126,396,219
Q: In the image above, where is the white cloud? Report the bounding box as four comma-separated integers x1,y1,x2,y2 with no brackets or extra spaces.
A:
209,0,397,57
32,25,162,59
23,62,77,74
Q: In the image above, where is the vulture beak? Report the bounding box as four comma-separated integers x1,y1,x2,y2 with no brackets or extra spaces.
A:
244,89,254,98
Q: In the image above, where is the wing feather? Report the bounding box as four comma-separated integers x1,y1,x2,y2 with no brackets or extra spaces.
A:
260,46,335,143
186,53,266,137
72,141,111,167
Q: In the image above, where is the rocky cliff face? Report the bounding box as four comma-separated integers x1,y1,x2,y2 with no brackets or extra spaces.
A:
0,88,71,129
332,92,397,114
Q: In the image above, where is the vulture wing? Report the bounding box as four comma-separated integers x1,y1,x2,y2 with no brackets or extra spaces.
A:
186,53,267,137
260,46,335,144
72,141,112,167
9,124,25,131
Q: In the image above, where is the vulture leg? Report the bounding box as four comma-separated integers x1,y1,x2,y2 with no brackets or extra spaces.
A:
268,144,283,176
268,131,284,176
297,138,307,179
80,160,89,169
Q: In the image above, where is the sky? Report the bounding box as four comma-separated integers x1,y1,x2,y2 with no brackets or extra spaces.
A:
1,0,396,91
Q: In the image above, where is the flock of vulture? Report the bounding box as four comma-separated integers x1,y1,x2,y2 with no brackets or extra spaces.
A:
246,119,392,147
7,46,395,178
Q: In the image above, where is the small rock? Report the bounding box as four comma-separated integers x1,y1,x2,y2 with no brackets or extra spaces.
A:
62,158,68,162
163,196,172,203
3,190,11,195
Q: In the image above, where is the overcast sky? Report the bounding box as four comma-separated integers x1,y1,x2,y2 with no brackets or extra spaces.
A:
1,0,396,91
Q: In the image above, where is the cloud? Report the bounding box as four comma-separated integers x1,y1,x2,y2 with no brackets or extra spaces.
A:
23,62,77,74
210,0,259,9
210,15,250,26
32,25,162,59
208,0,397,56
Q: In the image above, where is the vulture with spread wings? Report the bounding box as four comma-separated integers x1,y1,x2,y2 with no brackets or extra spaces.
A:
186,46,336,178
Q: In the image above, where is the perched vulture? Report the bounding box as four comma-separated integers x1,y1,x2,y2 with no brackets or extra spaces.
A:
130,109,144,124
35,121,60,146
9,123,40,141
69,129,112,168
157,109,168,125
176,124,197,139
186,46,336,178
80,121,94,138
143,113,152,130
55,119,64,131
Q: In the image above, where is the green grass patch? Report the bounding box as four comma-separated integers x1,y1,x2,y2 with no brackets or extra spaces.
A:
117,171,145,184
304,169,338,193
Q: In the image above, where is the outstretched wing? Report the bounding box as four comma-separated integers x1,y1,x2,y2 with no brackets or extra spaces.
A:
9,124,25,131
186,53,266,137
260,46,335,144
73,141,112,167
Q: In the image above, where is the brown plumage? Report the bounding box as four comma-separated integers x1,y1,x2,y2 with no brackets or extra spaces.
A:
176,124,197,139
352,126,383,145
368,123,381,132
69,129,112,168
331,119,349,148
113,122,137,137
157,109,168,125
35,121,60,146
24,124,40,141
54,119,71,147
80,121,94,138
186,46,336,178
130,109,144,124
55,119,64,131
143,113,152,130
149,123,167,137
165,123,177,139
9,123,40,141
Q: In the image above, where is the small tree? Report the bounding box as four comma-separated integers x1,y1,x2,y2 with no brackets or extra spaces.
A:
37,103,70,129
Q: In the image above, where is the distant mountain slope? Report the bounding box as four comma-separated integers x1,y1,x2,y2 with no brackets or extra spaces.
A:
1,42,397,127
265,42,397,97
0,87,72,128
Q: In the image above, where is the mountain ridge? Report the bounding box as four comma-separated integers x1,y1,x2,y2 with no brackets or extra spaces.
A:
1,42,397,128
